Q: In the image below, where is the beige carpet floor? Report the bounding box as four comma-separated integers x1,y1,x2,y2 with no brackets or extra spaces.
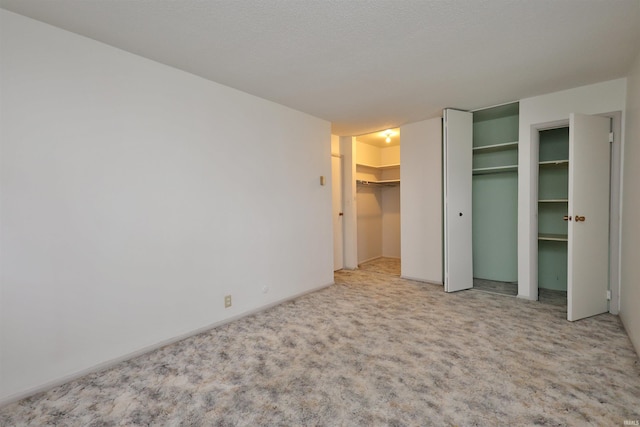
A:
358,257,402,277
473,278,568,307
1,258,639,426
473,278,519,297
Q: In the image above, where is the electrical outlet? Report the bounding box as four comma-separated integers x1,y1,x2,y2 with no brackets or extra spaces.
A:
224,295,232,308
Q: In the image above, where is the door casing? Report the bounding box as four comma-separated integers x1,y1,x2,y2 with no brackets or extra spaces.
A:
331,154,344,271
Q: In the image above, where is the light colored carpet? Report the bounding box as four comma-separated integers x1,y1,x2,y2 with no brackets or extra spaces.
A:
358,257,401,277
1,258,639,426
473,278,568,307
473,278,519,297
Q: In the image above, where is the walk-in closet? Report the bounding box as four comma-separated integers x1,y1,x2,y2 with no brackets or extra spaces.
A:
355,129,401,268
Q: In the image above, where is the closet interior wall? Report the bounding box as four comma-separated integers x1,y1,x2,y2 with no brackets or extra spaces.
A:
472,104,519,283
355,141,400,264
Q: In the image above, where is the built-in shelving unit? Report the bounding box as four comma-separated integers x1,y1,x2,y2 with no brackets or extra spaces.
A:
472,129,518,176
356,179,400,187
472,141,518,153
538,233,568,242
356,162,400,171
472,165,518,175
538,126,570,291
539,160,569,167
356,162,401,186
472,102,519,283
538,199,569,203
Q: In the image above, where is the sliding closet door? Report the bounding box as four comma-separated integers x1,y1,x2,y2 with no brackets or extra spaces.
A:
567,113,610,321
443,109,473,292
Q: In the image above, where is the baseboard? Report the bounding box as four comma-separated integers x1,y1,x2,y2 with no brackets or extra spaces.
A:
358,255,382,264
358,256,401,265
401,275,443,286
517,294,538,301
0,281,334,408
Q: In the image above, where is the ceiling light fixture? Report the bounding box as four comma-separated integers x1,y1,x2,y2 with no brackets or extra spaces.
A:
384,129,392,143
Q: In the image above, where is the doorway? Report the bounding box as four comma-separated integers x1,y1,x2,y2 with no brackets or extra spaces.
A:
336,129,403,275
532,112,622,321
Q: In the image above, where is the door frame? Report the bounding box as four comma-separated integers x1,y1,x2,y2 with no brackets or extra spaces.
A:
529,112,622,314
339,136,359,270
331,153,344,271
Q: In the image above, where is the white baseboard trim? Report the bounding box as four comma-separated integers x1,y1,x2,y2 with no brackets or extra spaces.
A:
358,255,382,264
0,281,334,408
517,294,538,301
400,275,443,286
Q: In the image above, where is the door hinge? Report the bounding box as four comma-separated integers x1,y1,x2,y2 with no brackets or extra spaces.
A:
607,290,612,300
609,132,614,143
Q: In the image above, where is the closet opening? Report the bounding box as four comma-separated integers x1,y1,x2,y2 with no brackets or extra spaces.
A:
471,103,519,296
537,126,570,306
354,129,401,276
531,111,622,321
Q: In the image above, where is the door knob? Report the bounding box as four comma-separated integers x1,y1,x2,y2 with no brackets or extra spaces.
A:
338,212,344,216
563,215,572,221
575,215,586,222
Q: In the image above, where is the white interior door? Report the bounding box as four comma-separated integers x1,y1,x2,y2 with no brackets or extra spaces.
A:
331,155,344,271
567,113,610,321
443,109,473,292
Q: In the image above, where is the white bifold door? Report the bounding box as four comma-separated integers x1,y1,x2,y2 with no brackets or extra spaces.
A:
567,113,610,321
442,109,611,321
443,109,473,292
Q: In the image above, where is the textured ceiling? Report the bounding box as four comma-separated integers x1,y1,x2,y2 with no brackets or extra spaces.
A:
1,0,639,136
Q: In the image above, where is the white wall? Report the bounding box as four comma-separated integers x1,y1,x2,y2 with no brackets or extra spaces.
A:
356,141,381,165
381,186,401,259
355,142,381,263
381,145,401,258
518,79,627,300
621,52,640,356
0,10,333,404
400,118,443,283
381,145,400,165
331,134,341,155
356,188,383,263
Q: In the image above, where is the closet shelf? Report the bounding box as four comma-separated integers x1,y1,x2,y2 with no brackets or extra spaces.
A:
356,179,400,187
472,141,518,153
538,233,568,242
472,165,518,175
538,199,568,203
539,160,569,167
356,162,400,171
